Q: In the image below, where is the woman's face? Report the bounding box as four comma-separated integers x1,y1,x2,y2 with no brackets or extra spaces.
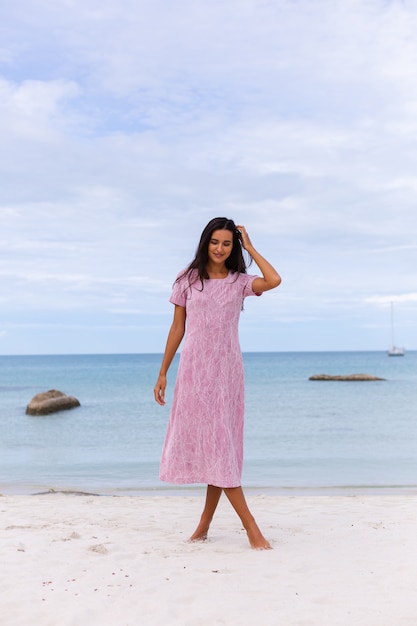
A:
207,229,233,265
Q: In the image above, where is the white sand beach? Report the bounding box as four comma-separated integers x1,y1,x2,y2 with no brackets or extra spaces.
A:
1,493,417,626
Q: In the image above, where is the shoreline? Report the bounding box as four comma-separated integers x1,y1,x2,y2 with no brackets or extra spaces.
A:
2,492,417,625
2,483,417,497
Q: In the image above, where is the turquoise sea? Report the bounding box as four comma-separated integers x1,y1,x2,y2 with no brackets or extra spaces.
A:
0,352,416,495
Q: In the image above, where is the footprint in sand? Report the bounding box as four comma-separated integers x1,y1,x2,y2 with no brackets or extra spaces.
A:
88,544,109,554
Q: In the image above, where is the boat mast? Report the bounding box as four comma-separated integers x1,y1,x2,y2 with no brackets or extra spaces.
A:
390,301,395,349
387,301,405,356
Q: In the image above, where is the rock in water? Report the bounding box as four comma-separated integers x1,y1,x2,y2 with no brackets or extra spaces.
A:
26,390,81,415
309,373,385,381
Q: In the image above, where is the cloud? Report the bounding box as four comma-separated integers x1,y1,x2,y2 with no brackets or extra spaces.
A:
0,0,417,352
365,293,417,306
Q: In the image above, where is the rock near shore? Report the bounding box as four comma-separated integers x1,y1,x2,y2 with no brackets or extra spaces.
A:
26,390,81,416
309,373,385,381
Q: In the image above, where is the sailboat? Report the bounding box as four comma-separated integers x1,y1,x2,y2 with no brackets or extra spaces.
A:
387,301,405,356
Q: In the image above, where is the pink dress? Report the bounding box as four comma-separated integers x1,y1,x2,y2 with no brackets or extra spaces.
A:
160,269,261,488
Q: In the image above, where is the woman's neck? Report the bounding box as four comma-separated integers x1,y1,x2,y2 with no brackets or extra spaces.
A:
205,263,228,279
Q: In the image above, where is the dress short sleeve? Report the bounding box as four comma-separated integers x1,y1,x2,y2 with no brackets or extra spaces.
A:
242,274,262,298
169,271,188,307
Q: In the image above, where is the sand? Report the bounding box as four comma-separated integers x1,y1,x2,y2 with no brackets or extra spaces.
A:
1,493,417,626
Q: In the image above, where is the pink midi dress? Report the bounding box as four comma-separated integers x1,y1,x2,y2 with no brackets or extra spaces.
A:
160,269,261,488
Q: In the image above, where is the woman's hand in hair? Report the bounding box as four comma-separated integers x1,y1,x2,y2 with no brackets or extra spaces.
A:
236,224,282,292
235,225,253,252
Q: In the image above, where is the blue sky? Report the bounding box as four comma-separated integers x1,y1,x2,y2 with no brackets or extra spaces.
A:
0,0,416,354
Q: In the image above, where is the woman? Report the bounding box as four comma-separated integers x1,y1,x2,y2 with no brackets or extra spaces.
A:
154,217,281,549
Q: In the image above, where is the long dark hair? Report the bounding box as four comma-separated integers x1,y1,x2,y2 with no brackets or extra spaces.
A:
177,217,252,289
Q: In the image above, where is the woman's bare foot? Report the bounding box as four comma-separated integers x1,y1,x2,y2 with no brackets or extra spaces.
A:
246,521,272,550
223,486,272,550
189,485,222,542
189,519,211,542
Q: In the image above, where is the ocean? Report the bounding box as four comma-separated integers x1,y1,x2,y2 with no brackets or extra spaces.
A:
0,352,416,495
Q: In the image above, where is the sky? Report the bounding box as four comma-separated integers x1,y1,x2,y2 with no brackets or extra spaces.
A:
0,0,416,355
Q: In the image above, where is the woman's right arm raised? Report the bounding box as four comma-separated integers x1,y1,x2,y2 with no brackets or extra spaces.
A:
154,305,186,406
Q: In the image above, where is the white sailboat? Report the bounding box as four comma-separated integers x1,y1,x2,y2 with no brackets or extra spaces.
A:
387,301,405,356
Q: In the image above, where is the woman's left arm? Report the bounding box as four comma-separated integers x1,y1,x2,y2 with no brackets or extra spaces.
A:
236,225,282,293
